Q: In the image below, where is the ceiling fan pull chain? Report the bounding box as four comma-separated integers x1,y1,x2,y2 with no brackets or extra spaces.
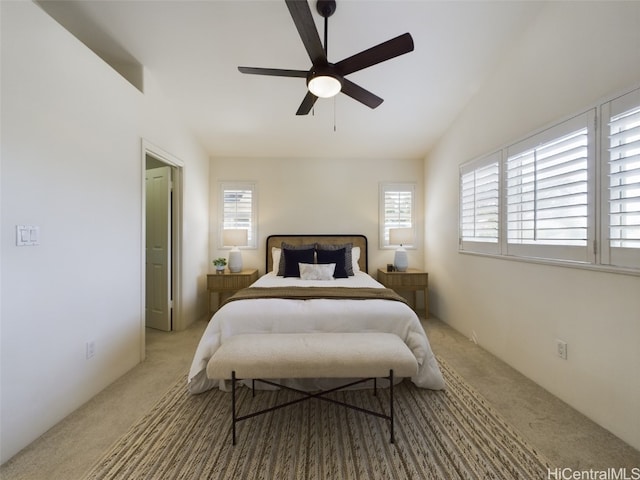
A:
333,96,337,132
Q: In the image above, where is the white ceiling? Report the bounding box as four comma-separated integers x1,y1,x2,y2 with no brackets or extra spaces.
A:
36,0,545,160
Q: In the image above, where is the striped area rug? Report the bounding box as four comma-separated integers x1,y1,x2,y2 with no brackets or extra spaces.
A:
84,358,550,479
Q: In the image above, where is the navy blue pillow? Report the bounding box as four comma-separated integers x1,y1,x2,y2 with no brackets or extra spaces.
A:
277,242,315,275
316,243,354,276
283,248,315,277
316,248,348,278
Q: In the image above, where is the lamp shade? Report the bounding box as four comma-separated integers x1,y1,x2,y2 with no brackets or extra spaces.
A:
222,229,248,247
389,227,414,246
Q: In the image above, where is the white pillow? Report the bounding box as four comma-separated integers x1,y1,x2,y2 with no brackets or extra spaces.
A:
272,247,281,272
351,246,361,272
299,263,336,280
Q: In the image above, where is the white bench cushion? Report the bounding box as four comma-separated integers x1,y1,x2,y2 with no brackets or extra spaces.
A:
207,332,418,380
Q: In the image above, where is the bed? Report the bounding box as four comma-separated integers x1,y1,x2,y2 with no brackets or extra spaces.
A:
188,234,445,394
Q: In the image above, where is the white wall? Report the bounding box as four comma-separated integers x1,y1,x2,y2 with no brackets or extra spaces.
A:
424,2,640,449
0,2,209,463
209,157,424,279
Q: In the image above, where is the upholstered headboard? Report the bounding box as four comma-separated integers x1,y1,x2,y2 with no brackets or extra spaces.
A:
266,234,368,274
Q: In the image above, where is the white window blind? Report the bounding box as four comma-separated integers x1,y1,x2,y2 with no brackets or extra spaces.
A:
505,111,594,262
379,183,415,248
603,88,640,268
609,107,640,247
219,182,257,248
460,152,500,254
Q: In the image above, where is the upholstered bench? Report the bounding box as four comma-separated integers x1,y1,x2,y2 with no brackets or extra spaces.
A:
207,332,419,445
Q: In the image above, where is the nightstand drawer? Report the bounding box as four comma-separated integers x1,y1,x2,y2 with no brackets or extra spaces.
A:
380,273,427,288
207,270,258,290
377,269,428,287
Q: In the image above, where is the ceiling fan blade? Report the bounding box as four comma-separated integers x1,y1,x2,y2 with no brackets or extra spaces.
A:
340,79,383,109
238,66,308,78
285,0,327,65
296,91,318,115
335,33,414,76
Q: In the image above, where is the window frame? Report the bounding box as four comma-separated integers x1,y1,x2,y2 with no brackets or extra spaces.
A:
218,181,258,249
379,182,416,249
503,110,596,264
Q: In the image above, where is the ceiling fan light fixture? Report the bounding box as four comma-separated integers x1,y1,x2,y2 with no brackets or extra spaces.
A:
307,69,342,98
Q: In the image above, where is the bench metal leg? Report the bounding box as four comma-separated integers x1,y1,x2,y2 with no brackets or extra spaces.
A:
232,371,237,445
390,369,394,443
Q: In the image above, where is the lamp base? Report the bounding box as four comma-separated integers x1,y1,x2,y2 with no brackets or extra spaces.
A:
228,250,243,273
393,249,408,272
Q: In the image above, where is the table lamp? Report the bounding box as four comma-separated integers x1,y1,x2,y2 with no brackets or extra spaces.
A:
389,228,414,272
223,229,248,273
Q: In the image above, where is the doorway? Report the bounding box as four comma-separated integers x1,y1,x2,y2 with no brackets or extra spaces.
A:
141,141,184,358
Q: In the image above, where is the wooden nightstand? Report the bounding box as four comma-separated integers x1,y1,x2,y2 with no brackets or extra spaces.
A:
377,268,429,318
207,269,259,317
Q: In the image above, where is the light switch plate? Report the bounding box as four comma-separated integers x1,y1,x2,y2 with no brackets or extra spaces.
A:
16,225,39,246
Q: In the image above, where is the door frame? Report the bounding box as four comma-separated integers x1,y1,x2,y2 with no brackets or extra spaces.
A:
140,139,184,361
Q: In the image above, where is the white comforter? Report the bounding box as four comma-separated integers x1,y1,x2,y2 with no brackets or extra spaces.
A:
188,272,445,394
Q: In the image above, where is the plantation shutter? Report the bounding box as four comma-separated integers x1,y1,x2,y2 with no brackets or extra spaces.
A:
456,87,639,273
504,111,595,262
380,183,415,247
459,152,500,254
219,183,257,248
603,88,640,268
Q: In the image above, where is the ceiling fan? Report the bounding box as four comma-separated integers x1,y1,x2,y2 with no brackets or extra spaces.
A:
238,0,414,115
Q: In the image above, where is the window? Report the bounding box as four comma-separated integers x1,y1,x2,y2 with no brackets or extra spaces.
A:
601,88,640,268
505,111,594,263
380,183,415,248
459,152,500,254
219,182,257,249
458,85,640,273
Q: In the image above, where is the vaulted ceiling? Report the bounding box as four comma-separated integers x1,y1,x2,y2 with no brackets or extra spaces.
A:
37,0,545,159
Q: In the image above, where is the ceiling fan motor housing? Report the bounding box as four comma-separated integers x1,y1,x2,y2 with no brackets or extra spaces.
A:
316,0,337,18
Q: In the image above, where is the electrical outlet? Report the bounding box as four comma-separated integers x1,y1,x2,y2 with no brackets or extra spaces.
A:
556,339,568,360
86,340,96,359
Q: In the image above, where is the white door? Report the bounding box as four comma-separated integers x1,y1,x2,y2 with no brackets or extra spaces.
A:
145,166,172,331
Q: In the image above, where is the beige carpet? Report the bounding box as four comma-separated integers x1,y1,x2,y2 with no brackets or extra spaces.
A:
83,358,550,480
